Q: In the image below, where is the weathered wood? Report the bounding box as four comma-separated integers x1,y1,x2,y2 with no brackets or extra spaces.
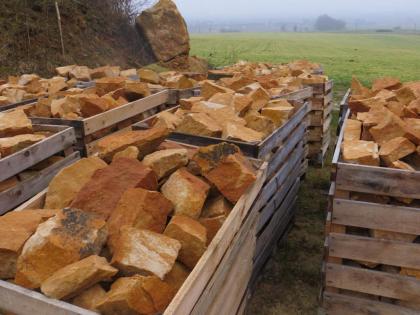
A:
0,125,76,182
332,110,350,166
272,87,313,101
329,233,420,270
323,292,418,315
326,263,420,302
0,98,39,112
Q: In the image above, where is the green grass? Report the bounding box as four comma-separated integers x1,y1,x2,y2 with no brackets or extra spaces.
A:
191,32,420,94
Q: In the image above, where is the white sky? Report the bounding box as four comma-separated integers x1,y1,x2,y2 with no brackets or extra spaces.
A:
172,0,420,21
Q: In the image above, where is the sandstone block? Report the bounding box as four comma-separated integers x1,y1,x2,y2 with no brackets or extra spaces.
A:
385,101,404,117
111,227,181,279
261,105,294,127
248,87,270,111
153,111,182,131
344,119,362,141
41,255,117,300
47,76,67,95
245,111,276,137
107,188,173,251
342,140,379,166
201,81,234,100
379,137,416,165
349,97,386,113
0,109,32,137
199,215,226,245
79,96,112,117
222,122,264,143
164,262,190,292
143,148,188,179
71,158,158,220
164,216,207,269
221,76,254,91
369,113,406,145
176,113,222,137
391,160,416,172
69,66,91,82
372,77,401,92
95,77,126,96
164,74,194,89
208,92,234,106
112,146,139,161
120,69,137,78
161,168,210,219
15,209,107,289
124,81,151,100
56,65,76,78
232,94,253,116
50,96,81,118
90,66,120,80
72,284,106,311
0,134,45,157
138,68,160,84
179,96,204,110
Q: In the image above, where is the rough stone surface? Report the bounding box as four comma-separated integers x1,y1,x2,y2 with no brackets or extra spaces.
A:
124,81,151,100
45,157,107,209
164,262,190,291
261,105,294,127
111,227,181,280
97,275,174,315
112,146,139,161
248,87,271,111
201,195,233,218
15,209,107,289
79,96,112,117
56,65,75,78
143,148,189,179
136,0,190,63
222,122,264,143
379,137,416,165
232,94,253,116
199,215,226,246
0,210,57,280
342,140,380,166
95,77,126,96
176,113,222,137
0,134,45,157
0,109,32,137
138,68,160,84
69,66,91,82
245,111,276,137
369,113,406,145
179,96,204,110
72,284,107,311
41,255,117,300
161,168,210,219
164,216,207,269
95,127,168,163
372,77,401,92
107,188,173,251
391,160,416,172
344,119,362,141
164,74,194,89
71,158,158,220
153,111,182,131
201,81,235,100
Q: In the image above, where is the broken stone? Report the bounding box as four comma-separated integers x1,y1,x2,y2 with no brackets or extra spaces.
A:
33,98,52,117
72,284,106,312
201,195,233,218
369,113,406,145
69,66,91,82
193,143,257,203
374,89,398,102
248,87,270,111
138,68,160,84
199,215,226,246
153,111,182,131
379,137,416,165
124,81,151,100
164,216,207,269
395,86,418,106
176,113,222,137
0,109,33,137
47,76,67,95
112,146,139,161
208,92,234,106
221,76,254,91
164,262,190,292
97,275,174,315
45,157,107,209
143,148,189,179
349,97,387,113
50,96,81,118
232,94,253,116
385,101,405,117
90,66,120,80
56,65,76,78
245,111,276,137
179,96,205,110
111,227,181,279
120,68,137,78
161,168,210,219
15,208,107,289
0,134,45,157
372,77,401,92
95,77,126,96
79,96,112,117
344,119,362,141
222,122,264,143
351,76,371,97
0,210,58,280
201,81,234,100
164,74,194,89
391,160,416,172
41,255,117,300
342,140,380,166
261,105,294,127
107,188,173,251
71,158,158,220
95,127,168,163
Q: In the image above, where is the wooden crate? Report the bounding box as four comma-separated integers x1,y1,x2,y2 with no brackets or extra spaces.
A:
24,90,170,156
311,90,333,111
322,109,420,314
0,125,78,214
307,80,334,96
151,87,200,105
0,155,268,315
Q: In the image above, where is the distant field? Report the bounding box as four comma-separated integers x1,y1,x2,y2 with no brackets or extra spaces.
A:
191,32,420,93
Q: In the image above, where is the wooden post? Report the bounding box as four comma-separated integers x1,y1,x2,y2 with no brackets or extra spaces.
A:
55,1,65,56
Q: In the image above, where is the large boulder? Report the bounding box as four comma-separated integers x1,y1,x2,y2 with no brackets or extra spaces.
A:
136,0,190,63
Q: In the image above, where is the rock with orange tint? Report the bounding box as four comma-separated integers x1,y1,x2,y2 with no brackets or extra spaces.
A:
201,195,233,218
107,188,173,251
0,109,33,137
261,105,294,127
372,77,401,92
164,216,207,269
348,97,387,113
79,96,112,117
44,157,107,209
14,208,107,289
369,113,406,145
221,76,254,91
95,127,169,163
112,146,139,161
162,168,210,219
248,87,270,111
201,81,234,100
71,158,158,220
222,122,264,143
69,66,91,82
395,86,418,105
143,148,189,179
379,137,416,165
0,134,46,157
193,143,256,203
232,93,253,116
153,111,182,131
41,255,117,300
124,81,151,100
72,285,106,311
342,140,379,166
95,77,126,96
0,210,58,280
344,119,362,141
208,92,234,106
179,96,204,110
56,65,76,78
111,227,181,279
90,66,120,79
97,275,174,315
164,74,194,89
164,262,190,292
391,160,416,171
138,68,160,84
176,112,222,137
245,111,275,138
199,215,226,245
375,89,398,102
351,76,372,97
386,101,405,117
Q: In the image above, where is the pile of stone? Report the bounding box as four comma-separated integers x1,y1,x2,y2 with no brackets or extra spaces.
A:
137,68,201,90
0,126,257,314
343,77,420,203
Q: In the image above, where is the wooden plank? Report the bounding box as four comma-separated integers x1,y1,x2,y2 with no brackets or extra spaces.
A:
15,189,47,211
326,263,420,301
329,233,420,269
323,101,334,120
0,98,39,112
0,152,80,215
332,109,349,166
0,279,97,315
336,162,420,199
323,292,418,315
333,199,420,235
163,163,267,315
0,125,76,182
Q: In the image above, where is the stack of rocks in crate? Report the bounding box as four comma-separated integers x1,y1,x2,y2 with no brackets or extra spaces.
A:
0,125,258,315
344,77,420,179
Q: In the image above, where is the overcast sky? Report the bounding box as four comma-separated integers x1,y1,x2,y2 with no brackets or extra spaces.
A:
172,0,420,21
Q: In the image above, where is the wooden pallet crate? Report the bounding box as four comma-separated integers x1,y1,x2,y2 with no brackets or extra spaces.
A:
307,80,334,96
311,90,333,111
322,110,420,314
0,150,268,315
0,125,78,214
22,90,171,156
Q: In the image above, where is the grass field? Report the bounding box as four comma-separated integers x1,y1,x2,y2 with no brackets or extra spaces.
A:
191,32,420,93
190,32,420,314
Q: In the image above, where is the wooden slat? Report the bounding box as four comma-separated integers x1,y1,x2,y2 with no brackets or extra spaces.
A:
336,162,420,199
326,263,420,301
333,199,420,235
0,125,76,182
329,233,420,269
323,292,418,315
14,189,47,211
0,281,97,315
332,110,349,165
